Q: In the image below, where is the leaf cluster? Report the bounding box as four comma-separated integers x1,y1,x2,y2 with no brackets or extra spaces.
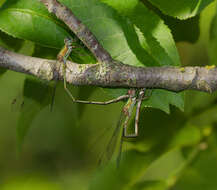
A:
0,0,217,189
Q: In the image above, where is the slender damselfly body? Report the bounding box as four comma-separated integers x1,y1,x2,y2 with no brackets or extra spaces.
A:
98,88,147,165
57,37,151,164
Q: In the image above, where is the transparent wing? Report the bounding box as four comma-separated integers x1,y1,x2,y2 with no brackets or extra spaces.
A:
116,97,137,166
49,81,57,112
98,94,137,166
98,111,125,165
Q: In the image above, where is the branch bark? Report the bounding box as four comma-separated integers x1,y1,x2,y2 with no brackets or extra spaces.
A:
0,0,216,94
1,46,217,93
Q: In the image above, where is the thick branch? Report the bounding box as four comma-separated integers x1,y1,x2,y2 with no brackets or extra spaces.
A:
40,0,112,63
0,47,217,93
35,0,217,93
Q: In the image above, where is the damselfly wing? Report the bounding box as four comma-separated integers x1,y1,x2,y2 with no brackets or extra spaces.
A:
98,89,146,166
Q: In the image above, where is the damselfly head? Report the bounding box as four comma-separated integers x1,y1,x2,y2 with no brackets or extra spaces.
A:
64,37,74,46
128,89,136,97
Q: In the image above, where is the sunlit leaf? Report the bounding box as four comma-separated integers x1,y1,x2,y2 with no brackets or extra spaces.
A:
99,0,184,112
142,1,200,43
0,1,69,48
146,0,214,19
0,0,184,112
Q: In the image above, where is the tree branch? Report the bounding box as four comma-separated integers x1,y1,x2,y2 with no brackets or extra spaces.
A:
40,0,112,63
0,0,216,94
1,46,217,93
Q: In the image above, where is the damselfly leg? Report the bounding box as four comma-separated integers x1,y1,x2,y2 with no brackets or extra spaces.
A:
58,37,131,105
123,88,146,138
117,89,146,165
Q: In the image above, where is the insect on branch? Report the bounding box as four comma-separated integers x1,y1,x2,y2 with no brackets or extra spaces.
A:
40,0,112,64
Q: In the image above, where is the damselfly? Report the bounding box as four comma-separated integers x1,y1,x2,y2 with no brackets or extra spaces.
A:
99,88,147,165
57,37,131,105
58,38,149,164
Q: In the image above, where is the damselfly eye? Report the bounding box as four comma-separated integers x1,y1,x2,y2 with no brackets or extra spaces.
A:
64,37,73,45
128,89,136,97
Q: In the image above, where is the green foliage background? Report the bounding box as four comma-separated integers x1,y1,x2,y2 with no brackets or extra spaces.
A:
0,0,217,189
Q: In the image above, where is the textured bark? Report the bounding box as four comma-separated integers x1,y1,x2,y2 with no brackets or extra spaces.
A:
40,0,112,63
1,47,217,93
0,0,216,94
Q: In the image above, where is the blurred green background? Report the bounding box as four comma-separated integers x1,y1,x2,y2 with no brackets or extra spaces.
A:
1,1,217,190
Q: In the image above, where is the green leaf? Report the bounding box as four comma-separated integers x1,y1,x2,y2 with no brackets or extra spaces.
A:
142,0,200,43
131,127,205,190
162,15,200,43
89,145,198,190
1,176,62,190
0,68,7,78
17,40,35,56
76,86,99,117
143,90,184,114
17,77,53,149
209,3,217,65
32,44,59,59
130,147,198,190
0,31,35,77
0,0,183,112
184,91,217,116
189,106,217,128
89,150,159,190
32,44,95,66
168,125,201,148
60,0,147,67
131,181,167,190
146,0,214,19
100,0,183,112
0,0,95,63
0,30,24,51
172,133,217,190
0,0,6,7
101,0,180,65
0,0,70,49
141,149,187,181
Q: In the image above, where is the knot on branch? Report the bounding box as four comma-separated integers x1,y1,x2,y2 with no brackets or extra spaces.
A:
36,60,55,81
